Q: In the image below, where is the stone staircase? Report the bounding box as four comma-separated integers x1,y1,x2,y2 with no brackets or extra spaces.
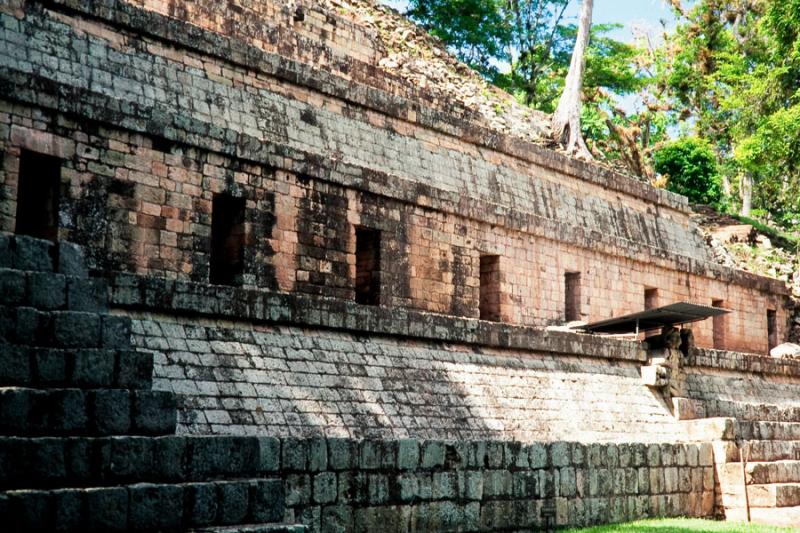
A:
699,399,800,527
0,235,305,532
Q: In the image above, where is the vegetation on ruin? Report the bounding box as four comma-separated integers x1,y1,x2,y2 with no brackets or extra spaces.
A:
401,0,800,235
565,517,799,533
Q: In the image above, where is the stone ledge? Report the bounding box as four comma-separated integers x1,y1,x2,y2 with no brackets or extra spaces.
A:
108,273,648,363
44,0,689,214
2,2,791,296
0,74,788,298
686,347,800,378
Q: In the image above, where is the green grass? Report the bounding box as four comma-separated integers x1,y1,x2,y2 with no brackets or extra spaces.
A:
564,518,798,533
730,214,799,251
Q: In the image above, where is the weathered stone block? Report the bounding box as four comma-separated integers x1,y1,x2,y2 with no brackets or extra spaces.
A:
257,436,281,473
421,441,445,469
367,473,389,504
397,439,419,470
86,486,128,532
73,349,114,387
528,442,548,469
185,482,218,526
309,437,328,472
285,473,311,506
15,307,46,344
28,272,66,310
52,312,101,348
560,466,577,498
56,242,88,278
397,473,419,502
31,349,66,385
485,441,504,468
132,390,176,434
432,471,457,499
154,436,186,481
218,481,249,525
646,444,661,467
483,470,513,498
313,471,338,504
49,389,88,433
92,389,131,435
283,437,309,471
101,315,131,349
0,269,26,305
116,350,153,389
250,479,284,522
551,442,571,467
52,489,83,531
128,483,183,530
66,278,108,313
13,236,53,272
0,345,31,385
321,504,353,533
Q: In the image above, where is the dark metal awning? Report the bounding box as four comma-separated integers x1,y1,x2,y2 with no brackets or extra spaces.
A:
574,302,731,334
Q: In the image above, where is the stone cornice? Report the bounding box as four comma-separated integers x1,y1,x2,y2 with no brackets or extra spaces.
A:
108,272,649,364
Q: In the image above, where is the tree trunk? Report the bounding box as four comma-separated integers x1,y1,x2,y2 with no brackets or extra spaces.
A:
740,173,753,217
551,0,594,159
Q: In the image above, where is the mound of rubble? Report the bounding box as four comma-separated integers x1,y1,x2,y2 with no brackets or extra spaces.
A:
324,0,552,144
692,206,800,345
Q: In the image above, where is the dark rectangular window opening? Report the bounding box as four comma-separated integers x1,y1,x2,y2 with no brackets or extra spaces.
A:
355,227,380,305
210,194,246,286
644,288,658,310
565,272,582,322
15,150,62,241
712,299,726,350
768,309,778,351
479,255,501,322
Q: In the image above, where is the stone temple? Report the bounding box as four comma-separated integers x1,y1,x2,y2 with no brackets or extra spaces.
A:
0,0,799,530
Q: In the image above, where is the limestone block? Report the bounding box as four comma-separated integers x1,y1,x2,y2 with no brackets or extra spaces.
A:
681,417,736,442
397,439,419,470
313,472,337,504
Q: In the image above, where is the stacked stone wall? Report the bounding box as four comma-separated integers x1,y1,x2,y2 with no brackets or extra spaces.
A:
684,348,800,409
126,0,383,67
0,0,792,354
130,313,683,442
268,436,715,531
0,101,789,353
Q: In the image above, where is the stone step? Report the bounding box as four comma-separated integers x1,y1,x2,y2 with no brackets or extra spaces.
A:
0,268,108,312
745,440,800,462
741,420,800,441
0,345,152,390
746,460,800,485
0,306,131,349
0,387,175,437
749,505,800,528
748,483,800,508
0,235,88,278
0,435,281,490
191,525,307,533
0,478,284,532
706,399,800,423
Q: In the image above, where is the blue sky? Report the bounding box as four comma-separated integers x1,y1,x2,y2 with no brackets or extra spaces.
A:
380,0,678,113
381,0,677,44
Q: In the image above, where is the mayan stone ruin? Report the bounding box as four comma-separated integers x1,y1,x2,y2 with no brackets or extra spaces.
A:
0,0,799,531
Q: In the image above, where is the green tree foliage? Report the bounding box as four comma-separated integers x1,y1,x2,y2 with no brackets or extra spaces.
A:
405,0,510,76
653,138,723,205
404,0,800,226
405,0,658,167
659,0,800,227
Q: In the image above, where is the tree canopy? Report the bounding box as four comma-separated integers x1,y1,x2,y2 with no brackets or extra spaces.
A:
404,0,800,231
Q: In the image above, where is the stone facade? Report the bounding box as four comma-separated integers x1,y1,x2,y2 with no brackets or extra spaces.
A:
3,0,800,530
0,0,792,355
